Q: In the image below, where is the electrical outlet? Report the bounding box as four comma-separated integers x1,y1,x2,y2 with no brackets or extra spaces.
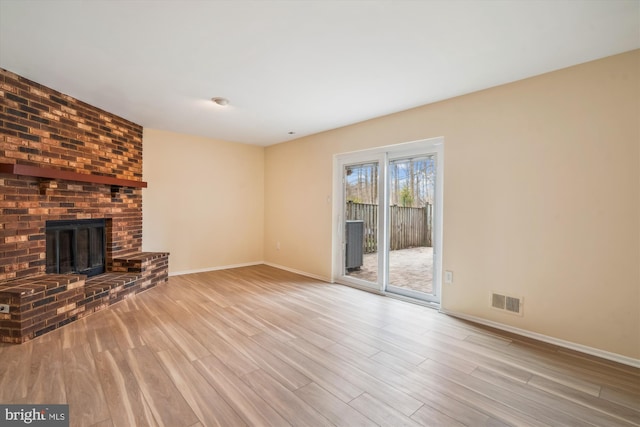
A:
444,271,453,284
276,241,281,251
0,304,9,313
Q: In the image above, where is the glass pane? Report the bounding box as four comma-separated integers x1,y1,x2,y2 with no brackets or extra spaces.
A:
76,228,89,271
46,230,57,273
58,230,74,274
344,162,378,284
388,156,435,295
90,227,104,268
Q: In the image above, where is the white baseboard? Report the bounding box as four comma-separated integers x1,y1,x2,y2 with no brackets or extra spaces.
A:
169,261,263,277
440,308,640,369
171,261,331,284
263,262,331,283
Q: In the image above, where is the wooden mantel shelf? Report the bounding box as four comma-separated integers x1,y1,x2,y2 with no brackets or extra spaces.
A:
0,163,148,188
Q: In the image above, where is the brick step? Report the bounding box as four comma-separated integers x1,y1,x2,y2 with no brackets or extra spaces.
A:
81,272,141,313
113,252,169,273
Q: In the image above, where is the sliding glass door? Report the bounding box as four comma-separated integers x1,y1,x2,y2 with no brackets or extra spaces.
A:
386,155,437,300
338,155,386,292
333,138,443,304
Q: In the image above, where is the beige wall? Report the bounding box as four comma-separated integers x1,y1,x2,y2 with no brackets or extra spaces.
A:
264,50,640,360
143,128,265,274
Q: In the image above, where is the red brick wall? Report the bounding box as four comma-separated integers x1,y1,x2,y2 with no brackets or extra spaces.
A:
0,68,144,281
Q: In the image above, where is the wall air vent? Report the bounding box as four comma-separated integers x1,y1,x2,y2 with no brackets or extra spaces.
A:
491,292,523,315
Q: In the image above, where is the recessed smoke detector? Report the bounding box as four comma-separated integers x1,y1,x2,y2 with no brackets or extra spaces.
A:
211,97,229,106
288,131,296,135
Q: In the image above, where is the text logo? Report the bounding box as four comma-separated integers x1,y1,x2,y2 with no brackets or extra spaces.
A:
0,405,68,426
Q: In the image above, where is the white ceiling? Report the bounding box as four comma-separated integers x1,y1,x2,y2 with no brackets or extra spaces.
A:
1,1,638,146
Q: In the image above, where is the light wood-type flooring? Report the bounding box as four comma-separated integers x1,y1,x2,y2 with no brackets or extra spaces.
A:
1,265,638,426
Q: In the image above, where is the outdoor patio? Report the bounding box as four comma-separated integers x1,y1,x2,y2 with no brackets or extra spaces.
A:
347,246,433,294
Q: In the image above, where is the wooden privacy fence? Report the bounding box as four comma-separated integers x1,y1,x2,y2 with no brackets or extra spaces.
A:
345,202,432,253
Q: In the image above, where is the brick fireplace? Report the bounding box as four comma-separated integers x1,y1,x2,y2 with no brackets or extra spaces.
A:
0,68,168,343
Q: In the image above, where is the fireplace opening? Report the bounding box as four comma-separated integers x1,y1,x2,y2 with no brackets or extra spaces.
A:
46,218,106,277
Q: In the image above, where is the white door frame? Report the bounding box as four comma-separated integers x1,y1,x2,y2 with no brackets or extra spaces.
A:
332,137,444,304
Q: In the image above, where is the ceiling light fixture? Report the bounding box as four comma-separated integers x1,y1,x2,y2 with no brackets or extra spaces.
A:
211,97,229,106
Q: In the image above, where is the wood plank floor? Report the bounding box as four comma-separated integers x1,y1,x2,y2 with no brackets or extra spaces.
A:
1,265,638,427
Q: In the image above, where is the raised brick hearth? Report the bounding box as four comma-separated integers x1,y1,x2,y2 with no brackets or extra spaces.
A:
0,68,169,343
0,253,168,343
